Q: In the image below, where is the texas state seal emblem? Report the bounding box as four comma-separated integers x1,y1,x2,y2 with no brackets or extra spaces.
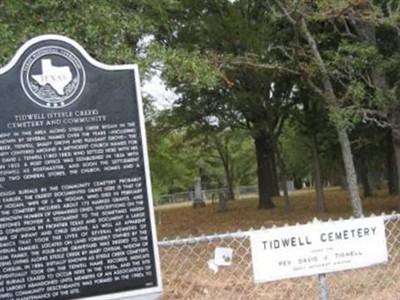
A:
20,46,86,108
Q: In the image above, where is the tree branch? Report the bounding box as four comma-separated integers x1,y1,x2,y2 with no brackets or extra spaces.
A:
269,45,296,60
226,60,300,75
360,108,389,128
273,0,297,25
306,78,324,97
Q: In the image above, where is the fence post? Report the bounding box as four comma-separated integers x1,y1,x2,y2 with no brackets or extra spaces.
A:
318,273,329,300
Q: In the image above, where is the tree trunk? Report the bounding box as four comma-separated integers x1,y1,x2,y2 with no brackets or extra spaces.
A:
310,133,326,213
337,128,363,217
273,139,291,213
269,151,280,197
300,18,363,217
254,134,275,209
218,190,228,212
214,136,236,201
225,168,236,201
390,105,400,195
387,131,399,195
276,5,363,216
356,154,372,198
392,132,400,195
352,20,400,195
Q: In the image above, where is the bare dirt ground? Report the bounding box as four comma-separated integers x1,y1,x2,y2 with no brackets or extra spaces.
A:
155,188,400,299
155,187,399,239
159,244,400,300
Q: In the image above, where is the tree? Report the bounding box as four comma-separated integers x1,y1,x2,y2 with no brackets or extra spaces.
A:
281,87,334,212
348,0,400,194
0,1,154,66
298,0,400,196
146,120,200,197
144,0,299,209
386,130,399,195
280,118,311,187
269,0,369,217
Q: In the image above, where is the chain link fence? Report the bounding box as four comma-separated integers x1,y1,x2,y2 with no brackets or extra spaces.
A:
158,214,400,300
156,186,258,205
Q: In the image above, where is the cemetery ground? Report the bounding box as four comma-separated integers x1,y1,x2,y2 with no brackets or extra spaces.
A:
155,187,399,239
155,188,400,299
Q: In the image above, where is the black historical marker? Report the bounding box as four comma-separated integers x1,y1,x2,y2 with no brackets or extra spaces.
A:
0,35,162,300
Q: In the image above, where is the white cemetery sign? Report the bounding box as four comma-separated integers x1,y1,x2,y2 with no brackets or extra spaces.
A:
250,217,388,283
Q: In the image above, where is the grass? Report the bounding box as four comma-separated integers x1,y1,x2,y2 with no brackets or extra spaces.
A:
155,187,400,239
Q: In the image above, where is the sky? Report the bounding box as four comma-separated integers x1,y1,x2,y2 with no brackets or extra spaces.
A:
142,75,178,110
138,35,178,110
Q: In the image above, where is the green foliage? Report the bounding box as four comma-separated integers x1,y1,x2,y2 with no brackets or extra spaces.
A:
330,41,378,76
147,112,257,195
204,129,257,187
346,81,367,106
3,0,398,200
373,88,397,110
328,105,362,130
0,0,149,65
227,131,257,186
280,121,312,180
148,43,223,91
147,123,199,196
